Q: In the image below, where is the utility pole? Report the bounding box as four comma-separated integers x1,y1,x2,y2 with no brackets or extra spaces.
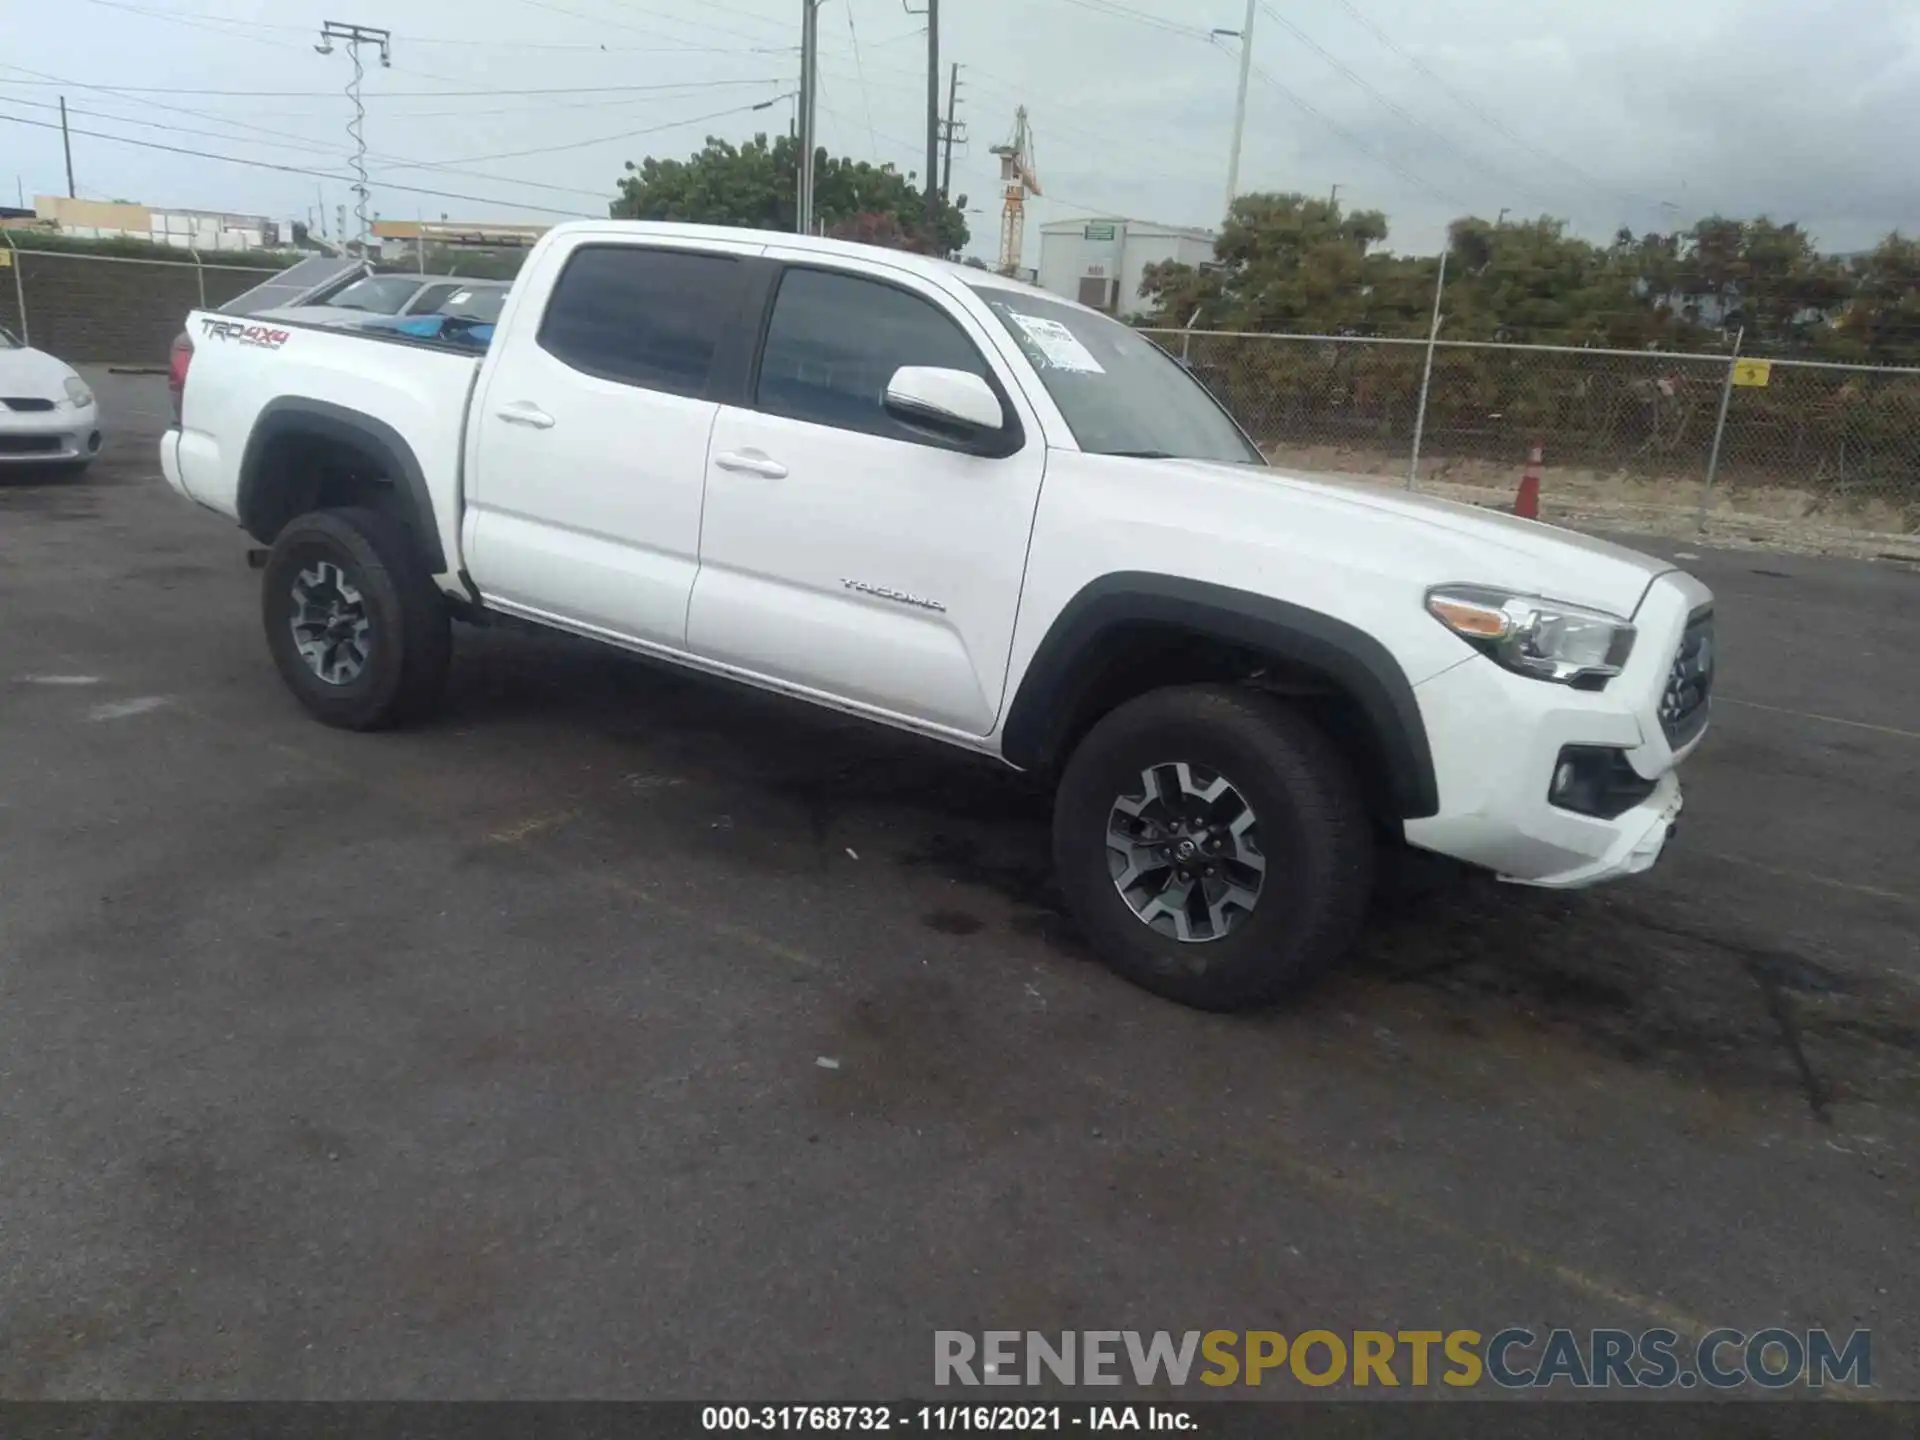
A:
59,96,74,199
797,0,821,235
1329,182,1342,211
315,21,392,251
940,62,964,202
1215,0,1256,222
924,0,941,233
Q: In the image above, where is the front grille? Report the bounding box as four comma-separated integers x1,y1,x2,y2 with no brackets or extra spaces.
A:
0,434,62,454
1,397,56,413
1660,607,1714,746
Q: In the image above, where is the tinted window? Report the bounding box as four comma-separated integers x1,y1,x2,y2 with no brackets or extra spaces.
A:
406,283,460,315
326,276,426,314
757,267,992,442
971,286,1261,465
539,246,738,397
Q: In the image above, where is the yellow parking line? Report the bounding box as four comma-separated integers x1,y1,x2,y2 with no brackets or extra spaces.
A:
1705,852,1915,906
1718,696,1920,741
485,810,580,845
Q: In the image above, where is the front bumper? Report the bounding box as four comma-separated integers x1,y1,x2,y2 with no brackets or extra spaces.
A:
0,402,102,463
1402,570,1712,890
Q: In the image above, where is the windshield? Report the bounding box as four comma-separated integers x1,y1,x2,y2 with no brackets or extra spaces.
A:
971,287,1261,465
326,276,426,314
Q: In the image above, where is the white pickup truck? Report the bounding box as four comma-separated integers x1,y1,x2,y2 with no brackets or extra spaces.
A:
161,221,1713,1010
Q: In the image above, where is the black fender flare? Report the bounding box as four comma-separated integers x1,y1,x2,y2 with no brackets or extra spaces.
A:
1000,572,1440,819
237,397,448,574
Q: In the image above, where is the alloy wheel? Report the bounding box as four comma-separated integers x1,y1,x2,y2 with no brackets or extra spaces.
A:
1107,761,1266,942
289,559,372,686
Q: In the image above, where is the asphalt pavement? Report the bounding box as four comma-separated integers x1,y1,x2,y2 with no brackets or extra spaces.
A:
1,369,1915,1399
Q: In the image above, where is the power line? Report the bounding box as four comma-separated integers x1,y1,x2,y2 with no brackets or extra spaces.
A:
0,94,619,201
1051,0,1213,41
514,0,792,50
1253,1,1565,217
1239,51,1472,212
1322,0,1660,215
0,75,788,98
387,100,790,168
0,112,597,217
843,0,880,157
73,0,769,50
1,64,785,195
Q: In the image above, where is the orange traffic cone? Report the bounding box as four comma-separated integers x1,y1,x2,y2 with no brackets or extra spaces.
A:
1514,442,1543,519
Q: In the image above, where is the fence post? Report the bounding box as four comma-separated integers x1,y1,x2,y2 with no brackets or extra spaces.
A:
3,231,26,344
190,247,206,308
1697,325,1744,530
1407,247,1448,490
1181,306,1203,367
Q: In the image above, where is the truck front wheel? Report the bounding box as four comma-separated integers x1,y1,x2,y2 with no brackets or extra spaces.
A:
261,506,451,730
1053,685,1374,1011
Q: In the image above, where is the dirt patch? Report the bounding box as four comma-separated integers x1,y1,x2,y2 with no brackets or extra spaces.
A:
1263,443,1920,560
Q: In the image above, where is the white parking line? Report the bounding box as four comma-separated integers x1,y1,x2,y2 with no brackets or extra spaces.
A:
87,696,169,721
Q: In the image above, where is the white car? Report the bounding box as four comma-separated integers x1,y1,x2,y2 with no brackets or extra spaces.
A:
159,222,1713,1011
0,327,102,473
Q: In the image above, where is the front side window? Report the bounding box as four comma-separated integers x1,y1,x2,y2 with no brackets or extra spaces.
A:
756,267,995,443
971,286,1261,465
539,245,739,397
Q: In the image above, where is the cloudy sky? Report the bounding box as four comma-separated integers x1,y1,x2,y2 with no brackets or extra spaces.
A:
2,0,1916,263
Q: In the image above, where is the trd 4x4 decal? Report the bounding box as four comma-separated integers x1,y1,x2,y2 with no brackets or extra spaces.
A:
199,318,292,350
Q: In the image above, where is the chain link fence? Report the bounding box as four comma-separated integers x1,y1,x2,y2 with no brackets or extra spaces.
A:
6,239,1916,537
0,240,289,365
1146,328,1920,538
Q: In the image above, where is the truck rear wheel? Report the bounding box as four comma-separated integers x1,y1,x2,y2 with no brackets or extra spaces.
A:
1053,685,1374,1011
261,506,451,730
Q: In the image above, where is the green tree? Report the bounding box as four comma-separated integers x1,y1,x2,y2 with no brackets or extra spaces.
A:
611,132,968,255
1832,232,1920,364
1139,193,1406,335
1668,216,1852,353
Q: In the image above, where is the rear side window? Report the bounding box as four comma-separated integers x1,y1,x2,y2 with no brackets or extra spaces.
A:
539,245,739,397
327,276,424,314
756,267,992,442
407,283,460,315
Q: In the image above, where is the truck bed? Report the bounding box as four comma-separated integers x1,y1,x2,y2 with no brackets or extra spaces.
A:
168,311,483,579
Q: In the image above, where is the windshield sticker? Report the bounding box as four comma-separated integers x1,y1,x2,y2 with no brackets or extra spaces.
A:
1007,313,1106,374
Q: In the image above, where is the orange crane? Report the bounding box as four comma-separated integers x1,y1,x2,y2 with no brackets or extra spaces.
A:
990,107,1041,276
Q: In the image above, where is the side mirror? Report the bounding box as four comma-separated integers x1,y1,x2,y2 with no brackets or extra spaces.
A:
883,366,1012,454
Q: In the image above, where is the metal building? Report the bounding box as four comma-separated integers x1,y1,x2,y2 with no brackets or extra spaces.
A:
1035,217,1215,315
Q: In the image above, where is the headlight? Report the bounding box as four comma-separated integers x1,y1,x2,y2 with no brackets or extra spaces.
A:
63,376,94,408
1426,585,1635,685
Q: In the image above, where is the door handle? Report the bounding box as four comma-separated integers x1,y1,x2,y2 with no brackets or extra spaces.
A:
713,450,788,479
496,403,555,430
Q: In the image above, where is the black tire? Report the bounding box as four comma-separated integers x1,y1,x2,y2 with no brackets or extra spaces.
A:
261,506,451,730
1052,685,1374,1011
